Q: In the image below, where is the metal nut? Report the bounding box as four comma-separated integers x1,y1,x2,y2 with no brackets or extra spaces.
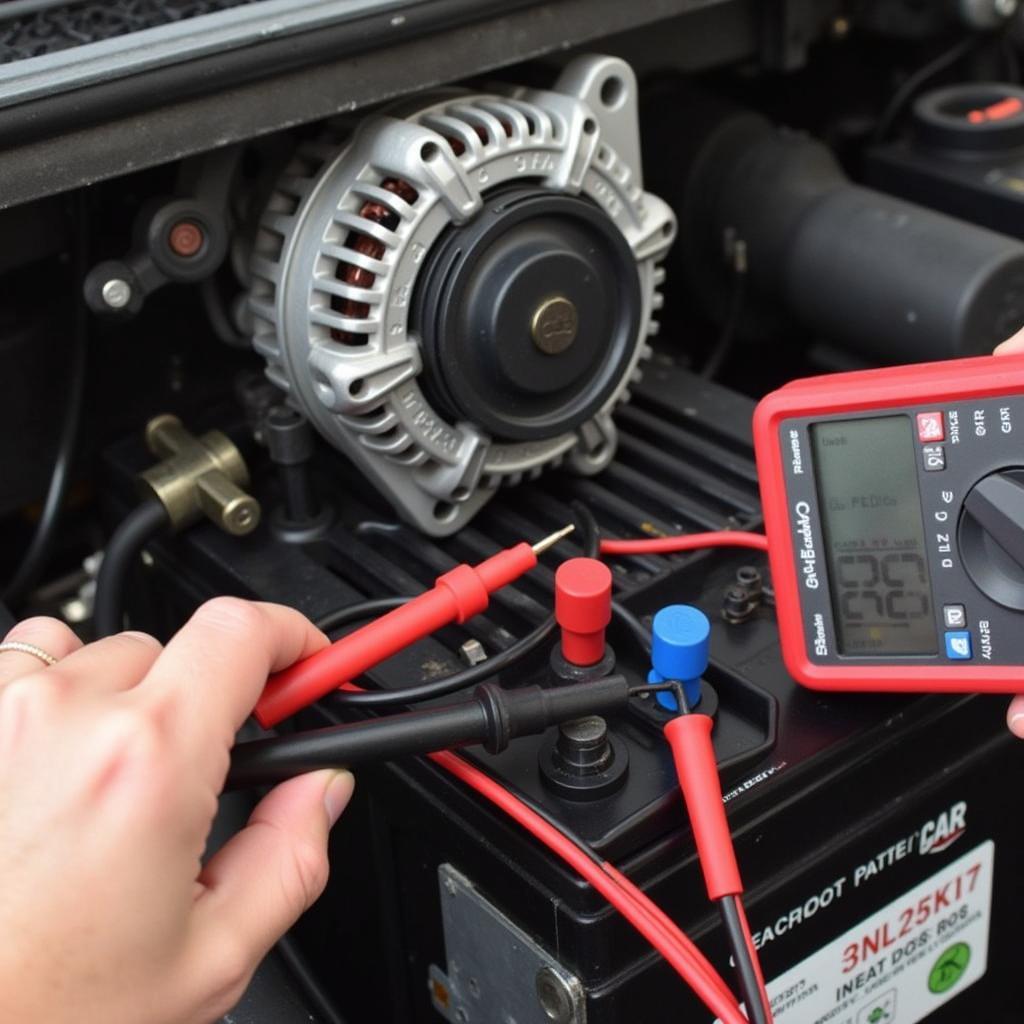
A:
101,278,132,309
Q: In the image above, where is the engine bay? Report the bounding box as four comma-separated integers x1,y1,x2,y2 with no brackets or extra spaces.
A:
3,2,1024,1022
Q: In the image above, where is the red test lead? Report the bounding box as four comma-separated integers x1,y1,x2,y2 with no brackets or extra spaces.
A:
649,603,773,1024
253,523,575,727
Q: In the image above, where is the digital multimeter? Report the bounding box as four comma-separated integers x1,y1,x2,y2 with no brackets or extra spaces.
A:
754,350,1024,692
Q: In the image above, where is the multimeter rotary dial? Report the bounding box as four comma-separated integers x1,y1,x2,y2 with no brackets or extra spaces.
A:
959,468,1024,611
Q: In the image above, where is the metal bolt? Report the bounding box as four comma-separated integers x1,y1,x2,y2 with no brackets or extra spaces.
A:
101,278,132,309
530,296,578,355
168,220,204,258
535,967,576,1024
735,565,763,599
722,584,756,624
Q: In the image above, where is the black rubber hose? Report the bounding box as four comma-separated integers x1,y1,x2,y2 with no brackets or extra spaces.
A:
93,501,170,638
3,197,90,607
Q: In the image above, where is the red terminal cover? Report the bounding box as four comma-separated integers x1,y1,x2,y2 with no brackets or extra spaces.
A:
555,557,613,666
753,350,1024,693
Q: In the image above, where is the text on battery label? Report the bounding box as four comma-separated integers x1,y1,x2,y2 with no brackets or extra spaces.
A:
721,841,994,1024
840,860,981,974
752,801,969,952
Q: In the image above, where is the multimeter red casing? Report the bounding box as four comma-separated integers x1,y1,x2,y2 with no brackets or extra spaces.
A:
754,350,1024,692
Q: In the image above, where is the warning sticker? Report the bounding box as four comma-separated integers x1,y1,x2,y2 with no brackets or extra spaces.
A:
729,841,993,1024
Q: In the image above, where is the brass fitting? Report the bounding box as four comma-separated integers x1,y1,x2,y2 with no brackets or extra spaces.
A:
138,415,261,536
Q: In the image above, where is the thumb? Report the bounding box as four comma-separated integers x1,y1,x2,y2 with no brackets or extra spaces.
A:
993,324,1024,355
1008,696,1024,738
194,770,354,966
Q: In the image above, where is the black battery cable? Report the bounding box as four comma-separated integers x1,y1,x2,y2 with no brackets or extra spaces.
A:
92,499,170,637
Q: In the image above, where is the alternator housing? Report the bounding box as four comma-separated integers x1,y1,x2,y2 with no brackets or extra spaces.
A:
250,55,675,535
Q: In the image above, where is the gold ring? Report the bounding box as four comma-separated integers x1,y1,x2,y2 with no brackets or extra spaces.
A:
0,641,58,667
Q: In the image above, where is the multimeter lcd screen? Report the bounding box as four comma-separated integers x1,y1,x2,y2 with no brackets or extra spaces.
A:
811,416,938,656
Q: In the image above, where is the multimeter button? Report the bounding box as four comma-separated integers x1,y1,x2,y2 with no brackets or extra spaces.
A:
944,631,973,660
922,445,945,471
959,467,1024,610
943,604,967,629
916,411,945,442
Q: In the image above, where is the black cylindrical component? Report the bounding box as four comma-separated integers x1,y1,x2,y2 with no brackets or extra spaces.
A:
228,676,631,789
93,500,170,637
277,463,317,523
265,405,315,465
678,107,1024,361
266,406,319,522
230,702,488,788
497,674,632,740
264,405,331,541
554,716,613,774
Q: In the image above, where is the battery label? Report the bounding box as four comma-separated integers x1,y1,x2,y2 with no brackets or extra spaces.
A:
720,841,993,1024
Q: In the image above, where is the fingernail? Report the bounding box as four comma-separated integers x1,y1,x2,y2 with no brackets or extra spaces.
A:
1009,712,1024,738
120,630,162,648
324,770,355,826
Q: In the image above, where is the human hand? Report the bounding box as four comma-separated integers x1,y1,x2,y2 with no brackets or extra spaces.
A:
993,327,1024,737
0,599,354,1024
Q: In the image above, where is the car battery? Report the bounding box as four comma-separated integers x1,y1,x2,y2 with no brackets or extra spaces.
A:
104,354,1024,1024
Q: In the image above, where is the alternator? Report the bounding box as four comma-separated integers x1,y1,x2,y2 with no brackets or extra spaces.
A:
249,55,675,535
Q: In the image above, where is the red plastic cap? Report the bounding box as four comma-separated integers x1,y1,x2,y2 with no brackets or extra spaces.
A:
555,557,613,666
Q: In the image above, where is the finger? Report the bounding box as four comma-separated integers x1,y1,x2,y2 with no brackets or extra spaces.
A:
0,617,82,686
193,770,353,970
139,598,328,755
993,325,1024,354
1007,695,1024,738
44,631,163,695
